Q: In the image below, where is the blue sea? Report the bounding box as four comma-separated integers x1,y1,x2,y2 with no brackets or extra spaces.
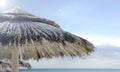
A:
19,69,120,72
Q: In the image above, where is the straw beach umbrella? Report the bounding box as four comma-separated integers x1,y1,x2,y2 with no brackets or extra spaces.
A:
0,7,94,72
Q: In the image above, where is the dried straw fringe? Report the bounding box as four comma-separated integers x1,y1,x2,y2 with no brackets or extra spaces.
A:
0,38,94,60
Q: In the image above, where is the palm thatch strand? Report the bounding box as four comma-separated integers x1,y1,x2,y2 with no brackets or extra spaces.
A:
19,60,31,70
0,8,94,60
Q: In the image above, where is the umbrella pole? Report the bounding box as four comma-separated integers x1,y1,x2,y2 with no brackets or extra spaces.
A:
11,46,19,72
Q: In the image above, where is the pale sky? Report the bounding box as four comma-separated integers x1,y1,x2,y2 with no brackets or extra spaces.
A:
0,0,120,69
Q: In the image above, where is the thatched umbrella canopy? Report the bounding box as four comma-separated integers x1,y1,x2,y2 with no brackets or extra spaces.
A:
0,7,94,72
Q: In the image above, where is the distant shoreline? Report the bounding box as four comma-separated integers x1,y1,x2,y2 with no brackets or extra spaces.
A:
20,68,120,70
